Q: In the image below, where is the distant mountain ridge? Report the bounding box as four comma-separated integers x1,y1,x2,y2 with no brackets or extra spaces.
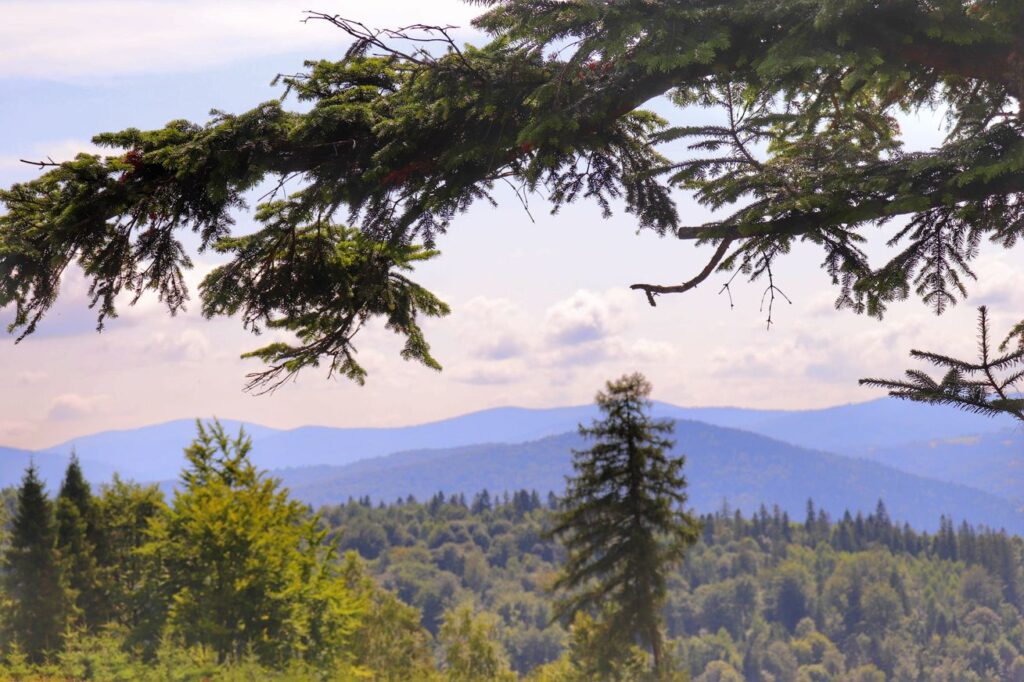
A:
0,398,1018,532
21,397,1014,486
269,419,1024,534
0,446,117,493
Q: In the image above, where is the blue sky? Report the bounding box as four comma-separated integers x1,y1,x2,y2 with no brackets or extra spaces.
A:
1,0,1021,449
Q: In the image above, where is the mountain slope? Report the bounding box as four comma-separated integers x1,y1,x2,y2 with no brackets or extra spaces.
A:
24,398,1014,481
0,446,116,491
855,428,1024,504
272,420,1024,533
693,399,1018,456
39,418,280,482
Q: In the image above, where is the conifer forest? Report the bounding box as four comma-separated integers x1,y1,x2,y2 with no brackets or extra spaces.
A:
3,417,1024,680
2,0,1024,679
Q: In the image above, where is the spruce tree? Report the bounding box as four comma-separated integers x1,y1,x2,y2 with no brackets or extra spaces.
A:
549,372,700,675
4,465,68,662
55,454,104,629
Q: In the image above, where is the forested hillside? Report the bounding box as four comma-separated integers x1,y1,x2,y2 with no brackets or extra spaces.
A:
274,422,1024,535
324,493,1024,680
3,411,1024,681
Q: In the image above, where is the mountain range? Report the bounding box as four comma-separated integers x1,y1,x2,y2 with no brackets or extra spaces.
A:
2,398,1020,532
270,420,1024,533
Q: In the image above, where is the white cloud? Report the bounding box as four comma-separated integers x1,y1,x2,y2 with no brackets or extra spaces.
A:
968,254,1024,318
544,289,630,346
456,297,532,360
447,290,675,384
144,329,212,362
0,420,33,445
47,393,108,421
0,1,482,80
451,360,527,386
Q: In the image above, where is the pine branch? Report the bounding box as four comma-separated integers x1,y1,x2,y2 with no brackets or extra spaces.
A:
859,306,1024,423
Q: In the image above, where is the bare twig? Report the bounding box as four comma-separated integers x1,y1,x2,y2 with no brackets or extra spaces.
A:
19,157,61,168
630,238,734,306
759,255,792,329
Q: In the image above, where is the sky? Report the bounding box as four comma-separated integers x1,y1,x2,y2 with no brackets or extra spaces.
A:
1,0,1022,449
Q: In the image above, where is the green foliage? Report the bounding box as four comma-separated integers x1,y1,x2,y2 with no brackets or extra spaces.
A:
93,476,167,642
7,2,1022,386
861,305,1024,422
340,551,439,681
439,604,517,681
200,205,449,392
3,465,68,662
139,420,364,667
319,491,1024,679
5,414,1024,678
550,373,700,673
56,455,105,629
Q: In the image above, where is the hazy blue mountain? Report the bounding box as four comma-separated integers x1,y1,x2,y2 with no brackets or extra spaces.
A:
23,398,1013,481
0,446,117,491
853,428,1024,505
271,420,1024,534
39,418,280,482
723,399,1018,456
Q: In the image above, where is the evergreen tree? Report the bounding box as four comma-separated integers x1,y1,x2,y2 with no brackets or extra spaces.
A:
549,373,700,675
804,499,816,538
94,476,167,644
471,490,493,514
139,420,364,666
55,454,104,629
4,465,68,661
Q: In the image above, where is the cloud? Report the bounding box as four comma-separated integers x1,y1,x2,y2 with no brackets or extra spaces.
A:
450,360,527,386
144,329,211,362
447,290,673,384
47,393,108,421
0,420,34,445
0,270,100,340
544,289,629,347
0,265,142,340
0,1,482,80
0,255,218,342
456,297,532,361
969,254,1024,312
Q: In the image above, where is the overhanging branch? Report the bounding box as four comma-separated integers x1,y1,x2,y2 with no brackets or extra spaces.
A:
630,238,734,306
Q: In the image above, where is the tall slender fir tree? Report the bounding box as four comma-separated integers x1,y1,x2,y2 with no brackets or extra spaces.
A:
55,454,105,628
4,465,68,662
549,373,700,676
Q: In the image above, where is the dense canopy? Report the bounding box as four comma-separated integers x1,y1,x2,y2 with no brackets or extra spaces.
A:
2,0,1022,389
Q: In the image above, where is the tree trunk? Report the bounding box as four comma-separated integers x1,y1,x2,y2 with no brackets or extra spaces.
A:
650,623,664,676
